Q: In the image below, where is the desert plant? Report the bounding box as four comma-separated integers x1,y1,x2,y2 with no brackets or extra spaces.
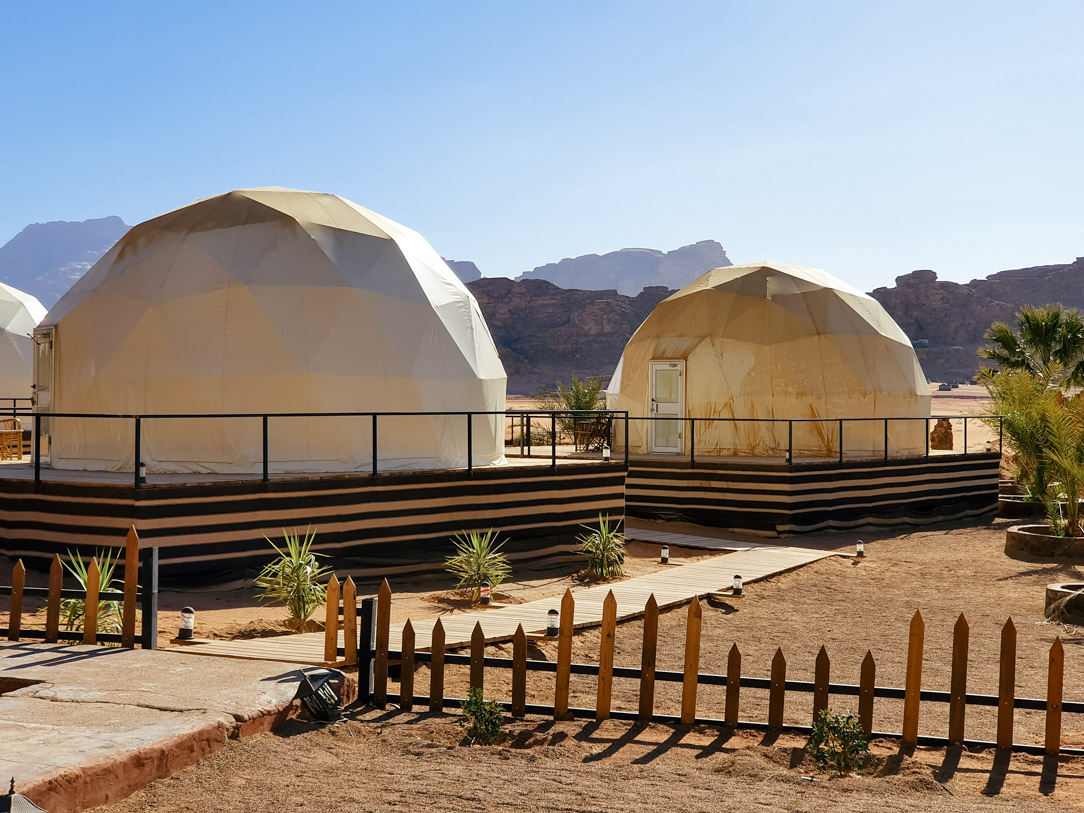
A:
459,686,504,745
808,710,869,776
981,369,1056,500
1039,401,1084,537
577,515,625,579
61,549,124,635
445,529,512,601
254,527,332,631
979,304,1084,389
534,376,607,450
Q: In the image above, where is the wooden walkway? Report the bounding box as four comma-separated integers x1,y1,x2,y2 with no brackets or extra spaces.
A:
624,527,766,551
176,540,837,665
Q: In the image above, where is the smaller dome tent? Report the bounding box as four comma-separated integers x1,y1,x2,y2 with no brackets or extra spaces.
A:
41,188,507,473
606,262,931,458
0,282,47,396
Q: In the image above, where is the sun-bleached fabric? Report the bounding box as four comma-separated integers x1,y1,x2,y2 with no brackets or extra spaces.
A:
0,281,47,397
607,262,932,457
43,188,507,473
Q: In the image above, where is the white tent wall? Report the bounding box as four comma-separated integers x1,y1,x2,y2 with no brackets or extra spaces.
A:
0,281,47,398
43,188,506,474
607,262,931,458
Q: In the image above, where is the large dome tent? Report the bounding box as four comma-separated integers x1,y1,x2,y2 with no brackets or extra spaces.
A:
606,261,931,458
39,187,507,473
0,281,47,397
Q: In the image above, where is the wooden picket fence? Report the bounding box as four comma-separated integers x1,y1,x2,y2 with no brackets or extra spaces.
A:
348,580,1082,757
1,527,159,648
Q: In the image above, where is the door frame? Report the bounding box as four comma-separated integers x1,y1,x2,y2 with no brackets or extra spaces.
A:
649,359,685,454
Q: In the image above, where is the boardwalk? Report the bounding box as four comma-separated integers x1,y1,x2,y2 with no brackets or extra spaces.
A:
177,539,837,665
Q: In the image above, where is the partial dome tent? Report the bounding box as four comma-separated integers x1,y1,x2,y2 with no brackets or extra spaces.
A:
0,281,47,397
38,187,507,474
606,261,931,458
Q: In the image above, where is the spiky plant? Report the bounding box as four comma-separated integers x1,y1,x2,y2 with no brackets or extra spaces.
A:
577,514,625,579
61,548,124,635
979,304,1084,388
1040,401,1084,537
534,376,606,448
445,529,512,601
981,369,1055,500
254,527,333,630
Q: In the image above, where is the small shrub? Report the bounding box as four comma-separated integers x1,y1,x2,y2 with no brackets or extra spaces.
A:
577,515,625,579
445,529,512,601
61,548,124,636
459,686,504,745
254,526,333,631
808,710,869,775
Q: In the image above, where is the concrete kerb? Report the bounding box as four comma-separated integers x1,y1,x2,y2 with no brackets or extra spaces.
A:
0,642,355,813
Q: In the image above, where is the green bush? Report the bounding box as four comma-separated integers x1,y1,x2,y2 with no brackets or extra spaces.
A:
445,529,512,601
459,686,504,745
61,548,124,636
254,527,333,631
808,710,869,775
577,515,625,579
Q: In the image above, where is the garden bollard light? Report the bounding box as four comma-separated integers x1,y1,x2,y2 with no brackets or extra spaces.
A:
138,461,147,485
480,582,491,605
856,540,865,558
732,575,743,596
660,545,669,564
547,609,559,636
602,443,611,462
178,606,195,640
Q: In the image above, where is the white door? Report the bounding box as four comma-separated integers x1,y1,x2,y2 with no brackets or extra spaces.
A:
650,360,684,454
32,326,54,411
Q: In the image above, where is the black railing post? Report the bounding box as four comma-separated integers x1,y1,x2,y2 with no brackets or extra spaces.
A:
357,596,376,705
527,412,532,456
33,413,41,488
838,419,843,463
140,546,159,649
371,414,378,476
925,418,930,458
551,413,557,471
467,413,473,473
134,417,142,490
624,412,629,466
884,418,889,461
262,415,269,483
787,420,793,464
519,413,526,458
963,417,968,455
999,416,1003,453
689,418,695,467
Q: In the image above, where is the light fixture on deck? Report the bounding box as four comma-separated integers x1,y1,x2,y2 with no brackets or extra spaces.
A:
856,540,865,558
732,574,743,596
602,443,611,462
294,671,343,722
660,545,669,564
985,440,993,453
1,778,48,812
178,606,195,640
138,461,147,485
480,582,492,605
547,608,559,636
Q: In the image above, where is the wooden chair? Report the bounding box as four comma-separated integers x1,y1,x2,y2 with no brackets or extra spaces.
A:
0,417,23,461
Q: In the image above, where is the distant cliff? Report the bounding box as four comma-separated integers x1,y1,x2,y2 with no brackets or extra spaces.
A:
467,278,672,395
871,257,1084,382
517,240,730,295
0,216,129,308
443,259,482,283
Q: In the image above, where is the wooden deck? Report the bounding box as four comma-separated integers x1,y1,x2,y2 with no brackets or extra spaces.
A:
624,527,767,551
175,538,838,665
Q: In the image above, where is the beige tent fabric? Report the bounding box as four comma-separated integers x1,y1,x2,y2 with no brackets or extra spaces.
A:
0,281,47,397
607,262,931,457
43,188,507,473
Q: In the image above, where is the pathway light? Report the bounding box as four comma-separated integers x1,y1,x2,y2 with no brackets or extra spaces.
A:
547,609,559,636
660,545,669,564
480,582,491,605
178,606,195,640
856,541,865,558
732,574,743,596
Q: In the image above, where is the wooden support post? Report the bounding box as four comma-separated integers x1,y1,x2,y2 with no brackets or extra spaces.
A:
768,648,786,730
997,617,1016,749
724,644,741,728
400,620,414,713
373,579,391,708
122,527,139,648
429,618,445,713
859,650,875,737
554,588,574,720
596,591,617,721
902,610,924,745
45,554,61,643
680,597,703,724
512,624,527,718
812,646,830,725
342,577,357,666
82,557,100,646
7,560,24,641
469,622,485,691
1045,637,1064,755
948,613,969,745
638,594,658,721
324,576,340,664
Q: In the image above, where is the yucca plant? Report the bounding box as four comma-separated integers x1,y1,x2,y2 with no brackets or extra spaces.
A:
254,527,333,631
445,529,512,601
61,548,124,636
577,514,625,579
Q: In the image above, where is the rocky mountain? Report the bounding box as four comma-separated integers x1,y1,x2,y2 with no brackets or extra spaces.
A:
443,259,482,283
870,256,1084,383
467,278,672,395
517,240,731,295
0,216,129,308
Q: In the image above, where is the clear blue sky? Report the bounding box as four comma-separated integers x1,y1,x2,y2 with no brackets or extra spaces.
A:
1,1,1081,291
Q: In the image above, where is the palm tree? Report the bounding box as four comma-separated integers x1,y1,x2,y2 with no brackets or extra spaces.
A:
979,304,1084,388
